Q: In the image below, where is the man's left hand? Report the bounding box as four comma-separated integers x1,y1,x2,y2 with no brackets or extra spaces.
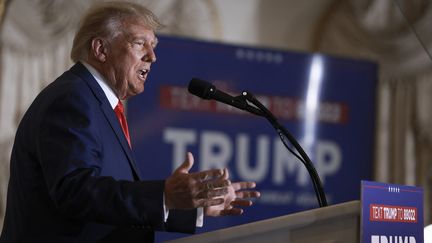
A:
205,169,260,217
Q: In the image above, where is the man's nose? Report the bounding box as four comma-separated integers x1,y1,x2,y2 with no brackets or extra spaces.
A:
143,47,156,63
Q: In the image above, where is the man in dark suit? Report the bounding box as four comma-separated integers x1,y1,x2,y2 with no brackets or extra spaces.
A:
0,2,260,242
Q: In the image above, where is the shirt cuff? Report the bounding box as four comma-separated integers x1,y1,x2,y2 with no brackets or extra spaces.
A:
163,194,169,222
163,194,203,227
196,207,203,227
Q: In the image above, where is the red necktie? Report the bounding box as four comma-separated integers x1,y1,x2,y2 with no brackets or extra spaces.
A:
114,100,131,148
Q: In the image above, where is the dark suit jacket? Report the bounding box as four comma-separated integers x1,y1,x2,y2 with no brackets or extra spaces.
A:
0,62,196,243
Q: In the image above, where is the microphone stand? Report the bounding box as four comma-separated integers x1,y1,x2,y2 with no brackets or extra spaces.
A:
238,91,328,208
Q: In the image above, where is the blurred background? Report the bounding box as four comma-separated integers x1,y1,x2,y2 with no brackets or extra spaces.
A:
0,0,431,235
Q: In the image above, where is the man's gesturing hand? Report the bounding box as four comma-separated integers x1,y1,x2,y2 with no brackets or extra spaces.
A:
164,152,231,210
205,169,261,217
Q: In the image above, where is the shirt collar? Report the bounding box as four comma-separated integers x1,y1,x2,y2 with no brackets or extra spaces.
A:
82,62,119,109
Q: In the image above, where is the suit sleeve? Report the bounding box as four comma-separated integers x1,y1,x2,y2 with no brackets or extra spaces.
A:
166,210,197,234
35,90,196,233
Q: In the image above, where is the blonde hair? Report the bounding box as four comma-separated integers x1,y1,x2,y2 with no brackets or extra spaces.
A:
71,1,162,62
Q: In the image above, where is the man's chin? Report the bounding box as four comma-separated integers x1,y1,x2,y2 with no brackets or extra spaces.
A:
126,87,145,98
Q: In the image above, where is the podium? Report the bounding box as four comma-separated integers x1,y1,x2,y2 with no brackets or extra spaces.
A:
167,200,360,243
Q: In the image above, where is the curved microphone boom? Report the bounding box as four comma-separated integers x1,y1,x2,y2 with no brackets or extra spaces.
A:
187,78,328,208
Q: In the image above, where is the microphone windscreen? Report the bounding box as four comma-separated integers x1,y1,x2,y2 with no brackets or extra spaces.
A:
188,78,214,99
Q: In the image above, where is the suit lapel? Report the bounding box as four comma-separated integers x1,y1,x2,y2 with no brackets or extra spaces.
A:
100,105,143,181
70,62,143,181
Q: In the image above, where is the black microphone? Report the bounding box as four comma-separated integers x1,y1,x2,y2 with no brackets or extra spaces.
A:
188,78,264,116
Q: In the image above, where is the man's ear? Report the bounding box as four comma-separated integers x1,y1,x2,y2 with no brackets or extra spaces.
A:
90,38,108,62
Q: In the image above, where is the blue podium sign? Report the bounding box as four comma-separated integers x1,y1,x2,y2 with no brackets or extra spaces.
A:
128,35,377,242
361,181,423,243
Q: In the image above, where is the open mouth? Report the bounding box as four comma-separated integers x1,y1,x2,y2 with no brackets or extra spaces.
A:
138,69,149,79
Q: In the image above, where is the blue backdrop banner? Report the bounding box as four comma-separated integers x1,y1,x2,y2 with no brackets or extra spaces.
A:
128,35,377,242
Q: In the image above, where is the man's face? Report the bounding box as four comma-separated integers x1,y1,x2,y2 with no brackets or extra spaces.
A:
103,21,158,99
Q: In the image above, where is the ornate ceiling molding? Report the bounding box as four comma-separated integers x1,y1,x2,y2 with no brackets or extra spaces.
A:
312,0,432,78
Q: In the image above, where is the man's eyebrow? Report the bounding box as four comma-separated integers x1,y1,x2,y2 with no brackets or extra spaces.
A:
131,35,158,47
153,37,159,47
